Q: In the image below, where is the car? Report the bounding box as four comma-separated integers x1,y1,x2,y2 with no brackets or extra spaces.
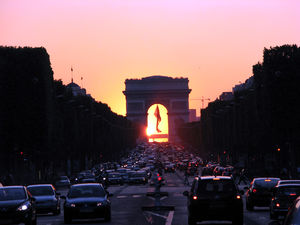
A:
0,186,37,225
270,184,300,220
246,177,280,210
277,180,300,185
55,176,71,189
106,172,124,185
183,176,243,225
27,184,61,215
128,171,147,185
164,164,175,173
280,196,300,225
62,183,111,223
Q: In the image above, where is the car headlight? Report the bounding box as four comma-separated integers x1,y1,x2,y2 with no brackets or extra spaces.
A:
97,202,103,206
17,202,30,211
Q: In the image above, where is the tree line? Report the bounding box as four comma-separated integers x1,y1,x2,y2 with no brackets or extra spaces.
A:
0,46,139,184
178,44,300,177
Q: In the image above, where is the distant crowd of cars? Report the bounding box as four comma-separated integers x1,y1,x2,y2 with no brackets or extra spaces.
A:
3,141,300,225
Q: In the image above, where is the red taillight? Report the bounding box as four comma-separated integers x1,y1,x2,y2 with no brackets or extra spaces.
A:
236,195,241,199
193,196,198,200
158,177,162,181
290,193,296,196
276,203,280,207
252,189,257,193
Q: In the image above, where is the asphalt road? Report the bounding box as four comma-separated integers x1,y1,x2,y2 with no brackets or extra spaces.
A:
36,171,277,225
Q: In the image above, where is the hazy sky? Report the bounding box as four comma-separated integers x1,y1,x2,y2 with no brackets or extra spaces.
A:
1,0,299,116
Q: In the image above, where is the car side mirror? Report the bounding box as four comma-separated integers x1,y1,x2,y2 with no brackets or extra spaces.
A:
183,191,189,196
60,196,66,200
244,186,249,190
108,193,113,197
56,192,61,196
31,197,36,201
239,190,244,195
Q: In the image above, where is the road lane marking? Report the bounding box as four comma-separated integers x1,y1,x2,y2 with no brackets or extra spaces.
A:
145,211,167,219
117,195,127,198
161,196,168,200
132,194,142,198
165,211,174,225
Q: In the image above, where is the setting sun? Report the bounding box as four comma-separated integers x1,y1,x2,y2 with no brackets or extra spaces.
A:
146,104,168,142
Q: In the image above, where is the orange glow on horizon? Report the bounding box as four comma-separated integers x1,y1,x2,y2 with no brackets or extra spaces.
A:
146,104,168,142
1,0,299,117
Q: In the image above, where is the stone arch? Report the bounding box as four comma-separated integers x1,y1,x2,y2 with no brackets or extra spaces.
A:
123,75,191,142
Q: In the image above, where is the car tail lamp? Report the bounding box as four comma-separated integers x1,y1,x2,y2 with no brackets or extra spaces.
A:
213,178,220,181
252,188,257,193
276,203,280,207
290,193,296,196
158,177,162,181
236,195,241,199
193,196,198,200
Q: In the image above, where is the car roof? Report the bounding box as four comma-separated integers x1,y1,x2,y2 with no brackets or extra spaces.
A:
71,183,103,187
277,184,300,188
278,180,300,184
253,177,280,181
27,184,53,187
0,185,25,189
198,176,232,180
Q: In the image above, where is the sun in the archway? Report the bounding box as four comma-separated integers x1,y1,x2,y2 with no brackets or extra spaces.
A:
146,104,168,142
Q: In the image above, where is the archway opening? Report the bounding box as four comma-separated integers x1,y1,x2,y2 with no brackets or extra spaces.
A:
146,104,168,142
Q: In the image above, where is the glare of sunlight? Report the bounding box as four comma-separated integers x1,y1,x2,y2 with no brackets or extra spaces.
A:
146,104,168,142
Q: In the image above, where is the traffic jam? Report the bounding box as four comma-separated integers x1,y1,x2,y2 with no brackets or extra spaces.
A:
1,142,300,225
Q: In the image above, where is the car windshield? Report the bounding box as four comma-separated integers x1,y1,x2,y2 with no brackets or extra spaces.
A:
254,179,279,189
277,187,300,196
0,188,26,201
198,179,235,193
27,186,54,196
68,185,106,198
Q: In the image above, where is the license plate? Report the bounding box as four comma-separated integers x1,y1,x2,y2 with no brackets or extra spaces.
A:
80,208,93,213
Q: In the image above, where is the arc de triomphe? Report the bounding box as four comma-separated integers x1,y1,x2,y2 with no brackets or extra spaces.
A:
123,75,191,142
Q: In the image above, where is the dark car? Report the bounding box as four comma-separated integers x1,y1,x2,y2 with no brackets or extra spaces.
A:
62,183,111,223
55,176,71,189
183,176,243,225
106,172,124,185
27,184,61,215
0,186,37,225
128,171,147,185
270,184,300,220
246,177,280,210
279,196,300,225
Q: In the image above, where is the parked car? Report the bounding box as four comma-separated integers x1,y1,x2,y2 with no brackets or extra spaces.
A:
62,183,111,223
270,184,300,220
246,177,280,210
183,176,243,225
27,184,61,215
0,186,37,225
